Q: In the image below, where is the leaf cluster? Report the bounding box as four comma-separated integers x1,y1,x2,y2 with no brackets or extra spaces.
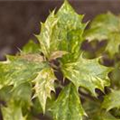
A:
0,1,120,120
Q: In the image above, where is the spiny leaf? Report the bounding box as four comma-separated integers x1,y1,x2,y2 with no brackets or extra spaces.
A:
0,55,46,89
56,0,86,61
36,11,58,58
33,67,56,113
57,0,85,33
36,0,86,61
102,90,120,111
1,102,26,120
51,83,85,120
85,12,120,56
61,55,111,96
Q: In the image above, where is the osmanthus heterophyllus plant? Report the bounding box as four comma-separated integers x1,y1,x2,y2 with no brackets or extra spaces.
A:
0,0,119,120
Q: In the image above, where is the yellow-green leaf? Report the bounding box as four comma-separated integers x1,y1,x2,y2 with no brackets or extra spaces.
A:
33,67,56,113
36,11,58,58
56,0,86,61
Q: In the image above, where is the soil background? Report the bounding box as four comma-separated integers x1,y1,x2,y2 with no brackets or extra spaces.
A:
0,1,120,120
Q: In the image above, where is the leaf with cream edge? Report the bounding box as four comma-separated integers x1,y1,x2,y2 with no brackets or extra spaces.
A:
51,83,86,120
85,12,120,56
33,67,56,113
102,90,120,111
36,0,86,61
56,0,86,61
61,55,112,96
0,0,119,120
36,11,59,58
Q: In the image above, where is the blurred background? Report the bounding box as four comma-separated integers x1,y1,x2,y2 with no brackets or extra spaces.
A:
0,0,120,60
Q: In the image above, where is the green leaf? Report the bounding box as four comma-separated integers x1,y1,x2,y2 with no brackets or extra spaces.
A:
102,90,120,111
33,67,56,113
36,0,86,61
85,12,120,56
22,40,40,54
61,55,111,96
51,83,85,120
56,0,86,61
1,102,26,120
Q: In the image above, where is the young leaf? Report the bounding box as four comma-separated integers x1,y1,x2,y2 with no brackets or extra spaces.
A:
36,11,58,58
51,83,85,120
61,55,111,96
33,67,56,113
102,90,120,111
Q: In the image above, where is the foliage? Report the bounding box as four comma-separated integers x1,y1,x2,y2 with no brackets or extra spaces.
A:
0,0,120,120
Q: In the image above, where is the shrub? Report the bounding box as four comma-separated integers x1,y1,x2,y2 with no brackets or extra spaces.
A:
0,0,120,120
